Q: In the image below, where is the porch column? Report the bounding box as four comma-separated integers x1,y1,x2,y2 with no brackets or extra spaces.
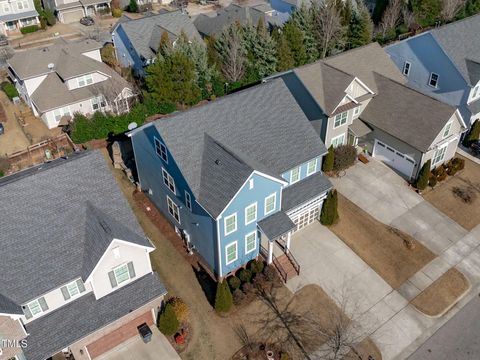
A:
285,231,291,254
268,240,273,265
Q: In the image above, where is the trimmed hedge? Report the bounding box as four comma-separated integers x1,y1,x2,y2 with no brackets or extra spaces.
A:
20,25,39,34
1,82,18,100
158,303,179,336
416,160,431,190
238,269,252,283
228,276,241,290
215,280,233,313
70,99,176,144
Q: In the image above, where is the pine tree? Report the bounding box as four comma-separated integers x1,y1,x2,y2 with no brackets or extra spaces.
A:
465,0,480,16
322,145,335,172
372,0,389,24
215,280,233,313
283,22,307,66
273,29,294,72
411,0,442,27
346,3,373,49
158,303,179,336
339,0,353,26
128,0,138,13
289,4,319,62
242,21,277,81
159,31,172,58
320,190,339,226
416,160,432,190
464,120,480,146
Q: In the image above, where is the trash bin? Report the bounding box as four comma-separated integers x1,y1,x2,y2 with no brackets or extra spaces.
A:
137,323,153,344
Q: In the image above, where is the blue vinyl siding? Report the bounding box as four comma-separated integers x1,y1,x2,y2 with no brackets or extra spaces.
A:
218,173,282,275
131,125,219,273
112,25,147,77
281,156,322,185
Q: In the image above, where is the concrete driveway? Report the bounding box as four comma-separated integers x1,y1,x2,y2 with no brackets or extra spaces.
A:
95,327,180,360
330,158,468,254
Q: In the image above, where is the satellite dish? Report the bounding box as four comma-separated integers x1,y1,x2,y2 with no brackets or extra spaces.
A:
128,122,138,130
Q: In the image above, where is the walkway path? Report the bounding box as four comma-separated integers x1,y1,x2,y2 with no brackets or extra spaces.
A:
457,146,480,165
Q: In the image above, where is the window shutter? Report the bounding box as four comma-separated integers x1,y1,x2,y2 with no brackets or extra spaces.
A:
127,261,136,279
24,306,32,319
61,286,71,300
76,279,86,293
38,297,49,311
108,271,118,288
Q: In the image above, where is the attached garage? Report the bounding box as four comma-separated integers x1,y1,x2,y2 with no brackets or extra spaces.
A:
287,195,325,232
373,139,416,178
61,9,84,23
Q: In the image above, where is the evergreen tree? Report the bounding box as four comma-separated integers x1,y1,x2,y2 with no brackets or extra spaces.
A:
215,280,233,313
273,29,294,72
464,120,480,146
416,160,431,190
411,0,442,27
347,3,373,49
158,31,172,58
283,22,307,66
128,0,138,13
215,22,247,83
320,190,339,226
289,4,319,62
158,303,179,336
339,0,353,26
242,21,277,81
465,0,480,16
322,145,335,172
145,50,201,107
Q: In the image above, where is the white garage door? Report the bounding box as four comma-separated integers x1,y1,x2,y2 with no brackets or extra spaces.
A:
287,196,325,232
373,140,416,178
62,9,84,23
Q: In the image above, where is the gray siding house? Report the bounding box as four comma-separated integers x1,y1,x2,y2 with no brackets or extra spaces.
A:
0,151,169,360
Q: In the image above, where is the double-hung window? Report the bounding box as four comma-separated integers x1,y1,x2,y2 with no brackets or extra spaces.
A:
154,137,168,162
245,231,257,254
24,297,49,319
334,111,348,128
77,74,93,88
185,191,192,211
61,279,86,300
162,168,175,194
429,73,439,88
290,166,300,184
331,134,345,148
167,196,180,223
306,159,317,176
403,61,411,76
92,96,106,111
264,193,276,215
442,121,452,138
433,146,447,165
245,203,257,225
224,213,237,235
226,241,237,264
108,262,136,288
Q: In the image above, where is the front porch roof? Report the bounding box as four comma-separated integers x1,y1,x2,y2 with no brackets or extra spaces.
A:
0,10,38,22
80,0,110,6
282,172,332,212
258,211,296,240
349,118,372,137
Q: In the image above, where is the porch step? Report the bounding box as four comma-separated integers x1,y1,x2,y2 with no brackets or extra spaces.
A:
276,254,299,281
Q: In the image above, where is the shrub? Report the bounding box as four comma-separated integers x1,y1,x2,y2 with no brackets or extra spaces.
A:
428,175,437,188
100,44,117,67
39,17,47,30
158,303,179,336
249,259,264,274
238,269,252,283
263,266,277,282
253,273,266,288
127,0,138,12
333,144,356,171
242,282,253,293
228,276,241,290
232,289,245,305
463,120,480,146
415,160,431,190
322,145,334,172
20,25,39,34
214,280,233,313
320,190,339,226
434,165,448,182
1,82,18,100
112,8,122,17
453,157,465,171
447,161,458,176
168,297,189,322
43,9,56,26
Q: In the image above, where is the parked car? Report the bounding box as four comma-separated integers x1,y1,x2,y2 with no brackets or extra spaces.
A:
0,35,8,47
471,140,480,156
137,323,152,343
80,16,94,26
0,123,4,135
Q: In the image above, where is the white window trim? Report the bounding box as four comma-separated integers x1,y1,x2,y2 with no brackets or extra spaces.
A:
333,111,348,128
245,231,257,254
225,241,238,265
154,137,168,163
244,202,257,225
331,133,346,148
429,73,439,88
65,280,81,298
472,85,480,100
167,195,181,224
264,193,276,215
162,168,176,194
224,213,237,236
185,191,192,211
432,144,448,166
113,263,131,285
403,61,411,76
26,299,43,317
290,166,300,184
354,106,360,115
306,159,318,176
442,121,453,139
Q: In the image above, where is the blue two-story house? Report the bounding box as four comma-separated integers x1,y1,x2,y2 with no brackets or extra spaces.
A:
128,78,332,280
385,15,480,129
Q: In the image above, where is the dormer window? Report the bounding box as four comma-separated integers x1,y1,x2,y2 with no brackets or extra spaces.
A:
77,74,93,88
429,73,439,88
24,297,49,319
402,61,411,76
61,279,86,300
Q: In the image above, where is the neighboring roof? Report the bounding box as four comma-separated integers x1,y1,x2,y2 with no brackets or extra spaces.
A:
324,42,407,92
8,38,102,80
0,10,38,22
116,10,201,61
294,62,355,116
0,294,22,315
56,2,82,10
282,172,333,212
193,3,282,37
0,151,152,307
360,74,457,152
469,99,480,115
140,78,328,218
23,272,167,360
431,15,480,86
349,118,372,137
466,59,480,85
258,211,296,240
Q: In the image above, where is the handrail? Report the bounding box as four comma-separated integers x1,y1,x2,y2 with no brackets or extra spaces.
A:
286,251,301,275
259,245,288,283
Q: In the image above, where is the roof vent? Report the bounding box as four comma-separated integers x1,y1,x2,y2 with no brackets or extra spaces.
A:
99,219,111,234
47,63,55,70
215,159,220,165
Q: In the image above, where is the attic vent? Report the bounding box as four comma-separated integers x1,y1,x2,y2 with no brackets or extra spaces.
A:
215,159,220,165
99,219,111,234
47,63,55,70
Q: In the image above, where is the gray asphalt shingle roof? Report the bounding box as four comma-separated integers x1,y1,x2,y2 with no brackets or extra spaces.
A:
258,211,296,239
0,294,22,315
23,272,167,360
0,9,38,22
144,78,328,218
282,171,332,211
360,74,457,152
469,99,480,115
117,10,201,61
0,151,152,309
432,15,480,86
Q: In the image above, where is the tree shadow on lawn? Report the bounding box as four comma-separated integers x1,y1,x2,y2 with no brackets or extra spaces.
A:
192,264,217,308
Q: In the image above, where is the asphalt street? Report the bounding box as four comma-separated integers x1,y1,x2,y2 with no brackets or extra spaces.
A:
408,294,480,360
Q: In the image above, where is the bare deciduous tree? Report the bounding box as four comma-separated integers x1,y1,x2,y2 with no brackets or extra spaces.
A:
379,0,404,37
216,24,246,83
441,0,466,21
312,0,345,59
402,7,418,31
